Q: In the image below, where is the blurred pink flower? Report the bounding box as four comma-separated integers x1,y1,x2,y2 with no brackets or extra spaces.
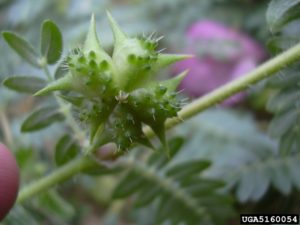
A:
172,20,266,105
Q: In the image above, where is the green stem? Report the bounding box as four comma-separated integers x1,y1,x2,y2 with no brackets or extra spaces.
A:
17,157,95,204
165,41,300,129
43,63,53,81
55,97,86,143
17,42,300,204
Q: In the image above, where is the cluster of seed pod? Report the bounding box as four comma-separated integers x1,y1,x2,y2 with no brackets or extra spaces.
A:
36,12,189,155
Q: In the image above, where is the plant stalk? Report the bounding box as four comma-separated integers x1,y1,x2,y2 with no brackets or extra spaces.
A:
17,157,94,203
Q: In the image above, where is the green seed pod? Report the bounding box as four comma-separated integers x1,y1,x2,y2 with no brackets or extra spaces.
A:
92,105,153,152
125,82,183,156
107,12,190,91
34,13,191,155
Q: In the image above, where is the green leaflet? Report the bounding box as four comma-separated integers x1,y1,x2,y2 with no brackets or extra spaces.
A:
55,135,80,166
35,190,75,220
40,20,63,64
147,136,184,168
268,109,299,138
3,76,46,94
2,31,41,67
165,160,211,180
111,171,147,199
267,37,300,54
266,0,300,33
21,105,64,132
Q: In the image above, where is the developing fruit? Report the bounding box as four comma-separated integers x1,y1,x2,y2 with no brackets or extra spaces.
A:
35,13,190,155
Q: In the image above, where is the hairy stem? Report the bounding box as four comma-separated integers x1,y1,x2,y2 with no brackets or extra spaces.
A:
166,42,300,128
55,97,86,143
17,157,95,203
17,42,300,204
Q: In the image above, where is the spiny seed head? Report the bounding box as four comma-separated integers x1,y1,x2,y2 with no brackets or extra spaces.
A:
155,85,167,96
34,13,189,155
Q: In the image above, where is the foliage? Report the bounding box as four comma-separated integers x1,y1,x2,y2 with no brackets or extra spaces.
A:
266,0,300,33
20,106,64,132
2,32,41,68
266,0,300,155
55,134,80,166
3,76,46,94
109,137,235,225
175,109,300,202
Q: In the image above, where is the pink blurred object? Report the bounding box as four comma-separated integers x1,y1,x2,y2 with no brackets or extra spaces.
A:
172,20,266,105
0,143,19,221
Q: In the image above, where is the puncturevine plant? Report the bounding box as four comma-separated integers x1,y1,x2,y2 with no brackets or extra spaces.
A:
36,13,189,155
2,9,300,220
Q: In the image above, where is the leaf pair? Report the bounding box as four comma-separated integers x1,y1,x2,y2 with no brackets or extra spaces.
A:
2,20,65,133
2,19,62,67
2,19,63,94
